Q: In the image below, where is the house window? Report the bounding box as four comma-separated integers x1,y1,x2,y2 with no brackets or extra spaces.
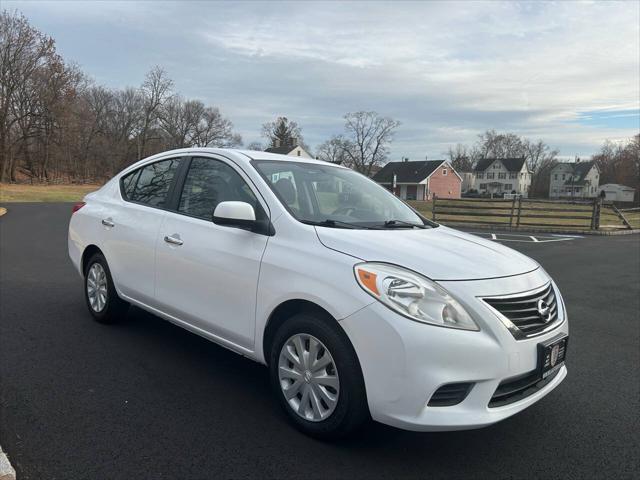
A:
504,184,513,190
479,183,487,189
562,174,565,180
477,172,484,179
486,172,495,179
498,172,506,179
554,174,558,180
442,169,447,176
297,150,301,156
509,172,517,179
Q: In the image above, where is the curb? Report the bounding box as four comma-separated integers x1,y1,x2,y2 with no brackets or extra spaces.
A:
0,446,16,480
442,222,640,236
0,207,6,217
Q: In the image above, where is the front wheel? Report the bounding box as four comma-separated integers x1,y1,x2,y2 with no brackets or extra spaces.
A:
84,252,128,324
269,312,369,439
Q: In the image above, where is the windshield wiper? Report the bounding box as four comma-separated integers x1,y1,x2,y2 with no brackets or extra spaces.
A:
380,219,428,229
301,219,378,229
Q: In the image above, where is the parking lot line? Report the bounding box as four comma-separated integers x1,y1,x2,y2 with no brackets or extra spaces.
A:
468,232,581,243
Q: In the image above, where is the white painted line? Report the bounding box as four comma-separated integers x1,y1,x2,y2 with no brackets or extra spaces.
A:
0,446,16,480
467,231,578,243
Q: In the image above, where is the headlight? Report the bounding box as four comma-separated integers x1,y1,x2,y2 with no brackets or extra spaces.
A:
354,262,479,331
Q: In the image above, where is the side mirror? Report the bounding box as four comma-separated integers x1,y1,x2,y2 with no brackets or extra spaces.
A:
213,201,256,229
213,201,275,236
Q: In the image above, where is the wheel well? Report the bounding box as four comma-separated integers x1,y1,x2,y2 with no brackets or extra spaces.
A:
81,245,103,275
262,299,335,364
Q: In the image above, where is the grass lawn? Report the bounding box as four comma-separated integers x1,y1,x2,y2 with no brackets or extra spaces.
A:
408,200,632,231
0,183,102,203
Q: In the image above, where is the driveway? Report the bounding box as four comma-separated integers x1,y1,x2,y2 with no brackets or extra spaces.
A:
1,203,639,479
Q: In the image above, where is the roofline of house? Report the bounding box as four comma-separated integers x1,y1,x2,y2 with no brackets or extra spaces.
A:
377,160,463,184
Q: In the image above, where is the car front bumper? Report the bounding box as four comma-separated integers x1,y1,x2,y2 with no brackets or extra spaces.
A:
338,268,569,432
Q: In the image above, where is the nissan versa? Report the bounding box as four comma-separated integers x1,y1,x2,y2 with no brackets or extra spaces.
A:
68,148,568,438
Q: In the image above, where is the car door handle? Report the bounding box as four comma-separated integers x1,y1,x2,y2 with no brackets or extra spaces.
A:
164,235,183,246
101,218,115,227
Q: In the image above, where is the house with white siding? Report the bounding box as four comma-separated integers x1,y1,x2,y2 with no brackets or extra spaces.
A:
549,161,599,198
464,158,531,197
265,140,312,158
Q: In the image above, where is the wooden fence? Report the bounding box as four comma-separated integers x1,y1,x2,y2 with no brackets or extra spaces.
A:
428,196,635,231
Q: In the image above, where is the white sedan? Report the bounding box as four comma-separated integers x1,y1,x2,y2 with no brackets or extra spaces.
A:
68,148,568,438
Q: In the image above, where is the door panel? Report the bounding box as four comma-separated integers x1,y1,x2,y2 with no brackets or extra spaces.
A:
155,212,267,347
154,156,270,349
104,202,166,304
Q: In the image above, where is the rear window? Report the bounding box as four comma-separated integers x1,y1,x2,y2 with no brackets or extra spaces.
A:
122,158,181,208
121,169,140,199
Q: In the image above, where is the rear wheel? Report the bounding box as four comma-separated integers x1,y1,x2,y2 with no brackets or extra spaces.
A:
84,252,128,324
269,312,369,439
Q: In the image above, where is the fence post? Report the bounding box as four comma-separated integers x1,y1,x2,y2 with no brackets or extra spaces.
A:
516,196,522,228
590,197,602,230
611,204,632,230
509,196,516,228
432,194,437,222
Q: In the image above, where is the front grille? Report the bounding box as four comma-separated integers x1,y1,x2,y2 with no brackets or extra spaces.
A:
483,283,559,338
488,368,560,408
428,382,473,407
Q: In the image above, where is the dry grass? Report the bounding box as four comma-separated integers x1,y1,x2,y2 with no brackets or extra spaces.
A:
0,183,101,202
408,199,632,231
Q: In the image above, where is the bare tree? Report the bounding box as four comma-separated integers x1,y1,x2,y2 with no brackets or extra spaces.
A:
159,97,241,150
447,143,474,172
593,134,640,197
245,141,264,151
476,130,527,159
341,111,400,176
316,135,350,164
0,10,56,181
524,139,559,197
193,106,241,147
139,66,173,158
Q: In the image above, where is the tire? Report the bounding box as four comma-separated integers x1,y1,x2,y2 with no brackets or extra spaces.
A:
269,311,369,439
83,252,128,324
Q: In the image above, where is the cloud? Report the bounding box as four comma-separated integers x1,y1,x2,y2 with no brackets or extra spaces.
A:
5,0,639,158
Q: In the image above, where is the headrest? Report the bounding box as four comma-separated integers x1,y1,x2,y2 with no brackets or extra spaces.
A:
275,178,297,205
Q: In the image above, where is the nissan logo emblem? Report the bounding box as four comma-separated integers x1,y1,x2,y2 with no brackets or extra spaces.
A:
537,299,551,321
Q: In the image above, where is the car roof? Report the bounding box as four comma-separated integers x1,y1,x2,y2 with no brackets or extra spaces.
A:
138,147,338,167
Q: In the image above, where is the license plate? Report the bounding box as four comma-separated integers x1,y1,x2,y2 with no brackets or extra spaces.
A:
538,334,568,379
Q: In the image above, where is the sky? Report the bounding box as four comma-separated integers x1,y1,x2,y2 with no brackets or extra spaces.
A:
6,0,640,161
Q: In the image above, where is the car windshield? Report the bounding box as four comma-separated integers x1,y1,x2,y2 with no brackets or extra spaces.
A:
252,160,433,229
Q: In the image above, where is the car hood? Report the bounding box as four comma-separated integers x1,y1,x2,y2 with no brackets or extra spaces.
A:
315,225,539,281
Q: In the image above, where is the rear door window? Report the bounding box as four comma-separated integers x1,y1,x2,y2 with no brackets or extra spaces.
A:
127,158,181,208
121,169,140,199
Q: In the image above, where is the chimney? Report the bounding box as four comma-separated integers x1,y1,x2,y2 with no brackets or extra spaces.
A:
291,136,298,147
275,138,281,148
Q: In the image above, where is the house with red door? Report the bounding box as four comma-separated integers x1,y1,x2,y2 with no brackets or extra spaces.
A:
372,159,462,200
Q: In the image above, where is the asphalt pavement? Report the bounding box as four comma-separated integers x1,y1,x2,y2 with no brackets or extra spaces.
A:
1,203,639,479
